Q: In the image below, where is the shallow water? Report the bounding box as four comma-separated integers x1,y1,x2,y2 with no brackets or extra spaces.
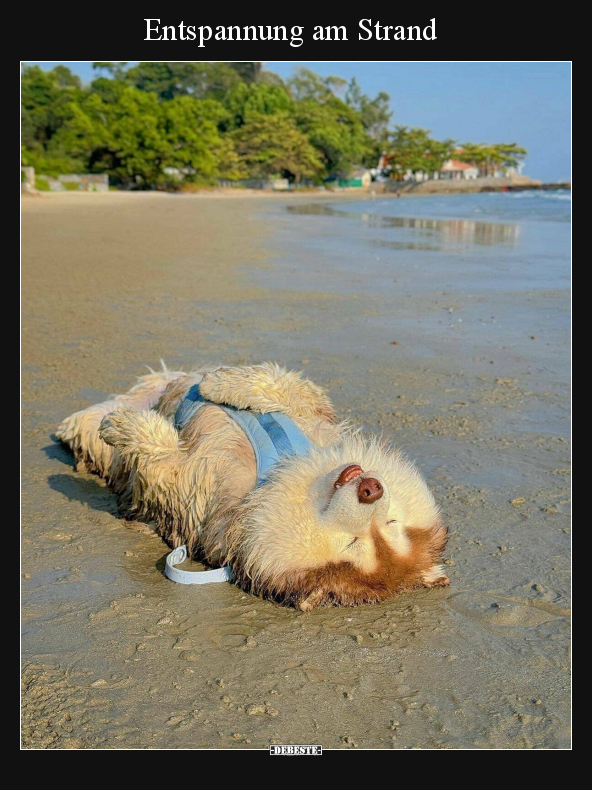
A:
22,191,570,749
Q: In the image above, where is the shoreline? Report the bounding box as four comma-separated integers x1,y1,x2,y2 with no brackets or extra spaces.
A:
22,179,571,201
395,177,570,196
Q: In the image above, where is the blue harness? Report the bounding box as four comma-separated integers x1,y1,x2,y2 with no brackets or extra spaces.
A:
174,383,313,486
164,382,313,586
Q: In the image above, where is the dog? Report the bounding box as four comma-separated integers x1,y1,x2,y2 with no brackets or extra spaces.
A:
56,363,448,610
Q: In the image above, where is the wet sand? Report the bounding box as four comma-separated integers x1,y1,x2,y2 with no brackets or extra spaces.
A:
22,191,570,749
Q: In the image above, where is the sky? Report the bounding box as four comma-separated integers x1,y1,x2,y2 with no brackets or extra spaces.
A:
26,62,571,182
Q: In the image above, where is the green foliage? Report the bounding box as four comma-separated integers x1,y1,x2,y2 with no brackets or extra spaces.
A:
386,126,456,176
288,68,347,102
51,65,82,89
294,97,371,177
455,142,527,174
21,65,81,150
35,177,50,191
21,145,79,177
51,88,237,187
123,62,243,102
92,63,129,80
228,62,263,84
21,62,527,190
224,82,292,129
345,78,391,142
88,76,128,105
232,113,323,182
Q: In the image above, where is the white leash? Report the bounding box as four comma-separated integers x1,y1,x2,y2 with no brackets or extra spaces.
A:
164,545,234,585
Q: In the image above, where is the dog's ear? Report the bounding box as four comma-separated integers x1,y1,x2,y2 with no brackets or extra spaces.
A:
408,523,449,589
421,565,450,588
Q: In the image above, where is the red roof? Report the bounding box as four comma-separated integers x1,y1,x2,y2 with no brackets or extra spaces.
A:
441,159,473,171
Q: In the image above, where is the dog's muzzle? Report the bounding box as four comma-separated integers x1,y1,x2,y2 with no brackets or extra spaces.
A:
334,464,363,488
334,465,384,504
357,477,383,504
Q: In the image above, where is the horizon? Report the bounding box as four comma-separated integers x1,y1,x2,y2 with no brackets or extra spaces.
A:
24,61,571,183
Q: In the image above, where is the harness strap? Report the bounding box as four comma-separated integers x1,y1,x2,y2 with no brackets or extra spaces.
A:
164,545,234,585
173,382,206,429
173,383,312,485
164,382,313,585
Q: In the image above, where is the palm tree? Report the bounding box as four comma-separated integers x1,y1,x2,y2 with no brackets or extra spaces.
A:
456,143,527,176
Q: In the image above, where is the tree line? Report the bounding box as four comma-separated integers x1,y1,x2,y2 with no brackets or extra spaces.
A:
21,62,527,189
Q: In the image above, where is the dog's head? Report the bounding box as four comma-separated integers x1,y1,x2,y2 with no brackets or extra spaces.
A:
227,435,449,609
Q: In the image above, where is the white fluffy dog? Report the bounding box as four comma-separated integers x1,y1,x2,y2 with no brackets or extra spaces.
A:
56,363,448,610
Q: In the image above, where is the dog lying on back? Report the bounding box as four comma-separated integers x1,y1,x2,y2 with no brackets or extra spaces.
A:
56,363,448,610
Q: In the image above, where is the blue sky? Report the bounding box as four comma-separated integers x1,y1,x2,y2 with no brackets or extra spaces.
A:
26,62,571,182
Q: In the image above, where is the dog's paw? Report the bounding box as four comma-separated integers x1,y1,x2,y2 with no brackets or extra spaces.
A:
99,408,179,459
421,562,450,589
297,588,325,611
422,573,450,589
98,412,123,447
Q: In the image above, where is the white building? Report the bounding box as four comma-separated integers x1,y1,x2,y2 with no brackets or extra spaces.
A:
440,159,479,180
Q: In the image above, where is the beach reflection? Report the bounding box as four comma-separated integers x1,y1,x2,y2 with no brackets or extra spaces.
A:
288,204,520,249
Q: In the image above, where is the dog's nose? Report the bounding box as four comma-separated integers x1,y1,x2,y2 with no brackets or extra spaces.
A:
358,477,383,504
335,464,363,488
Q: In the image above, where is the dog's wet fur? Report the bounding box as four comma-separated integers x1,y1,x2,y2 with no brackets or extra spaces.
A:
57,363,448,609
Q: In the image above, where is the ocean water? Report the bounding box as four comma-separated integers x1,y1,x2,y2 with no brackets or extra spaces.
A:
345,189,572,224
284,189,571,259
261,188,571,401
268,188,571,292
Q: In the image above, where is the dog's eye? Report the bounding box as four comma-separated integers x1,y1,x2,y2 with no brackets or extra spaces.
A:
387,519,398,524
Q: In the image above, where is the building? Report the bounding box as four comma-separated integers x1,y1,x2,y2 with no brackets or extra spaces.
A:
337,168,373,188
440,159,479,180
22,169,109,192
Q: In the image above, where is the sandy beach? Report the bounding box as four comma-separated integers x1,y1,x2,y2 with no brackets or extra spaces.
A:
21,190,570,749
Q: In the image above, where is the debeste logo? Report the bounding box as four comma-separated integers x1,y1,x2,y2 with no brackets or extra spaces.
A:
269,744,322,755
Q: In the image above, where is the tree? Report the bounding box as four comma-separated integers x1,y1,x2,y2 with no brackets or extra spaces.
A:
89,76,128,104
488,143,527,174
51,65,81,89
345,78,392,142
232,113,323,182
294,97,372,177
223,82,292,129
20,146,79,177
160,97,241,182
92,62,129,80
386,126,455,178
21,65,81,151
228,62,262,84
51,87,236,187
288,68,347,102
257,70,287,88
124,62,182,99
456,142,527,175
124,62,243,101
